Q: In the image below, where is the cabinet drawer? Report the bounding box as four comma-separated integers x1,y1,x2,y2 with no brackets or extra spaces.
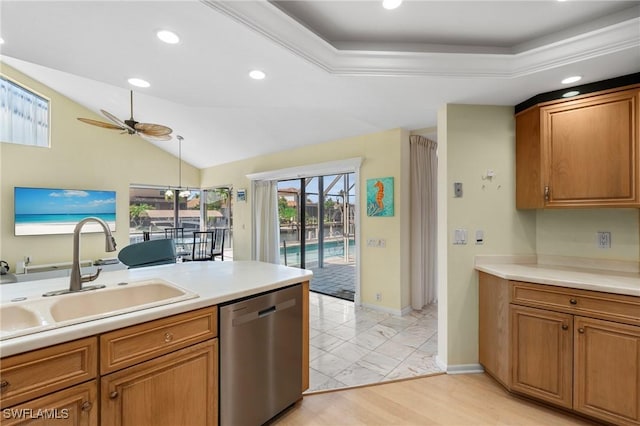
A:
0,337,97,409
511,282,640,326
1,380,98,426
100,307,217,374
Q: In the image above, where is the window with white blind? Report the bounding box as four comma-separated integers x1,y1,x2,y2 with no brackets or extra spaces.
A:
0,76,50,147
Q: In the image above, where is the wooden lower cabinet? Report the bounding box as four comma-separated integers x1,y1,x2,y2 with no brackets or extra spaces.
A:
479,272,640,425
1,381,97,426
574,316,640,425
101,339,217,426
510,305,573,409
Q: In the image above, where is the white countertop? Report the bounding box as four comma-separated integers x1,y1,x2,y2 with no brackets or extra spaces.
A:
475,262,640,297
0,261,312,357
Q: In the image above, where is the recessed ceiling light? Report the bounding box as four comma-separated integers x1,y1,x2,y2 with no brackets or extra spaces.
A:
157,30,180,44
382,0,402,10
249,70,266,80
562,91,580,98
128,78,150,88
561,76,582,84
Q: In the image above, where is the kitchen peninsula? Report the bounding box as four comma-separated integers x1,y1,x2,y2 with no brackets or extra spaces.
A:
0,261,312,426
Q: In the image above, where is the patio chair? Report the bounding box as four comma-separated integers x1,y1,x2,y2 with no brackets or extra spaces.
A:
117,239,177,269
164,227,184,239
212,228,226,261
188,231,216,261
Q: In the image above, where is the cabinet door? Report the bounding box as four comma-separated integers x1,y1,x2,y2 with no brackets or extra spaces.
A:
511,305,573,408
574,316,640,426
101,339,217,426
1,381,97,426
541,89,639,207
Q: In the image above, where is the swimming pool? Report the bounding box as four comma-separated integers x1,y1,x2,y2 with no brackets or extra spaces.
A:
280,238,355,267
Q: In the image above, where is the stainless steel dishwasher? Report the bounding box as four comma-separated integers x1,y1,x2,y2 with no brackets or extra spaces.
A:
219,284,302,426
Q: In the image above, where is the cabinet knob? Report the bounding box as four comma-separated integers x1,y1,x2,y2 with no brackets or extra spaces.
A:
0,380,9,391
569,298,577,305
164,332,173,343
81,401,92,412
562,324,568,330
578,328,585,334
109,391,119,399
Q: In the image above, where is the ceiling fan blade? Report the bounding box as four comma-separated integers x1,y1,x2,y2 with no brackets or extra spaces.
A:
77,117,124,130
101,109,136,133
135,123,173,137
139,133,173,142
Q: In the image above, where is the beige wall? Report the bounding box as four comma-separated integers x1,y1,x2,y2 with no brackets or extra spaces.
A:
0,64,199,270
438,103,640,368
438,104,538,367
201,128,412,313
537,209,639,261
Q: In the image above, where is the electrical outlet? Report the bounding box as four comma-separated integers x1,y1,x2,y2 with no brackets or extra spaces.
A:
367,238,386,248
376,292,382,301
597,231,611,249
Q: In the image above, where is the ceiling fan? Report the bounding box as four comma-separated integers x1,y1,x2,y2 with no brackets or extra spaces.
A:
77,90,173,141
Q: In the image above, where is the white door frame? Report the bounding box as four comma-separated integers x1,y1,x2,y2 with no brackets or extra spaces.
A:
247,157,363,305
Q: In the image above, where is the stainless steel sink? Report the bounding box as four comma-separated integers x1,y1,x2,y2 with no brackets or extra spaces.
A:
0,279,198,340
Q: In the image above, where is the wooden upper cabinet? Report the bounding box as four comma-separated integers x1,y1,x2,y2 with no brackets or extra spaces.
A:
516,86,640,208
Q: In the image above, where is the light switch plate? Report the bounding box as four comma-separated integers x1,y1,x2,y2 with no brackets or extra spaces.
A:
453,229,467,245
454,182,463,198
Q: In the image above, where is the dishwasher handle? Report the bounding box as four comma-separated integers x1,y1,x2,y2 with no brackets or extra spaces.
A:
259,306,276,317
232,298,296,327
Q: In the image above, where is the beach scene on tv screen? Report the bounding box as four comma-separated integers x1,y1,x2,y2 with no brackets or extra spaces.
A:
15,188,116,236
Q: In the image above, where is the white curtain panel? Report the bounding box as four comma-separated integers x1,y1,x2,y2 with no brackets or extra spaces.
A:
410,135,438,309
253,180,280,264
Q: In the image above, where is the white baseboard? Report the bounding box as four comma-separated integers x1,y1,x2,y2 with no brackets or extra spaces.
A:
360,302,407,317
435,356,484,375
446,363,485,375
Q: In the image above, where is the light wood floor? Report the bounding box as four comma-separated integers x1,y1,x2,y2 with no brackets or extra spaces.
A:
273,373,598,425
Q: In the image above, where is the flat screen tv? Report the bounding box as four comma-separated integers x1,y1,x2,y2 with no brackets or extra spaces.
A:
14,187,116,236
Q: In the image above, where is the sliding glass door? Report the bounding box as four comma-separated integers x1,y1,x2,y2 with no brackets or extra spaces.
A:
277,173,356,301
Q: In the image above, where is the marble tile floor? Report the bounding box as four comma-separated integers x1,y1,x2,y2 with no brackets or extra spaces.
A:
307,292,442,393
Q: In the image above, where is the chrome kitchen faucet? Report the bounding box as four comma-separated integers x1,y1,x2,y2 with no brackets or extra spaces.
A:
43,217,116,297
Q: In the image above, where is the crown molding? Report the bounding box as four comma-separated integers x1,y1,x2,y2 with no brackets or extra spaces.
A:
202,0,640,78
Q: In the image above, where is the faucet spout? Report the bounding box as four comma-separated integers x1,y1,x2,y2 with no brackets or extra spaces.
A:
69,217,117,292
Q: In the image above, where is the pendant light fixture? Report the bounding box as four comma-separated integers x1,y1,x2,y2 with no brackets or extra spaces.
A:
165,135,191,198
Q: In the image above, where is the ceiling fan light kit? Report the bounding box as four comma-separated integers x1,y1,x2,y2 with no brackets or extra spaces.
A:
77,90,172,141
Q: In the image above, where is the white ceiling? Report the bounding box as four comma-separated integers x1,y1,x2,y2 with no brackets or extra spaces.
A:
1,1,639,169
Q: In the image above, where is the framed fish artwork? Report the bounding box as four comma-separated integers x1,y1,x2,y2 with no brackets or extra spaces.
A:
366,177,394,217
